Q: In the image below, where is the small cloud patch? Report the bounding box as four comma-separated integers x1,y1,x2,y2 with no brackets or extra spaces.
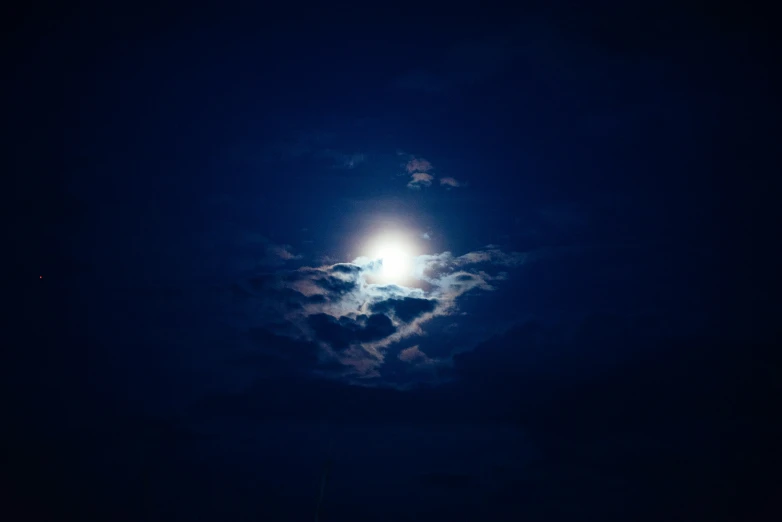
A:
398,345,435,365
440,177,463,188
406,157,434,173
407,172,435,190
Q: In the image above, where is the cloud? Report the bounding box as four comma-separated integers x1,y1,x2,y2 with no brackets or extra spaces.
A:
266,244,302,261
402,156,466,191
439,177,463,188
421,232,431,240
455,247,526,267
398,155,440,190
407,172,434,190
330,263,364,275
406,157,434,173
307,312,395,350
232,245,526,385
398,345,435,365
412,247,525,283
371,297,438,322
312,272,359,296
246,327,320,368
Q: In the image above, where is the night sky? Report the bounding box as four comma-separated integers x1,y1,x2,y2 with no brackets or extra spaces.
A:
6,3,781,521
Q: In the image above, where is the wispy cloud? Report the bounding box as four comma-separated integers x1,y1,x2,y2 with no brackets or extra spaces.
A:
455,247,526,267
266,244,302,261
439,177,463,188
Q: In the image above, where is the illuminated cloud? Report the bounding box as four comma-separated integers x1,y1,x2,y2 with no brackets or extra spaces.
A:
407,172,434,190
455,247,526,267
439,177,463,188
398,345,435,365
234,245,525,385
405,157,433,173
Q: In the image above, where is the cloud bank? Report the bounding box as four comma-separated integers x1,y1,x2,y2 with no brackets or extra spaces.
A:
234,247,526,385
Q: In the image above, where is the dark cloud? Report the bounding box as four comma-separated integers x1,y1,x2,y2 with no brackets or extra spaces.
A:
307,293,328,304
247,273,276,292
306,313,354,349
313,274,359,296
452,315,676,395
243,276,328,308
371,297,437,322
246,328,320,368
362,314,396,341
330,263,363,275
307,312,396,350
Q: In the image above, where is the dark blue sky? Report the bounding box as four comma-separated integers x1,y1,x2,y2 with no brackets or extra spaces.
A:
8,3,781,521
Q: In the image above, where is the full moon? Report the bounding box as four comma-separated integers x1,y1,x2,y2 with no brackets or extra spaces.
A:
365,232,418,283
376,244,411,280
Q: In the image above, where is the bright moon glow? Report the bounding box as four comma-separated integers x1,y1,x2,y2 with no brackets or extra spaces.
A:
376,244,411,280
366,232,417,283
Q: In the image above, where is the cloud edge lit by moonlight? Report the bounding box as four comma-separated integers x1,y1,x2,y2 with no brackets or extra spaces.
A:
233,247,527,386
